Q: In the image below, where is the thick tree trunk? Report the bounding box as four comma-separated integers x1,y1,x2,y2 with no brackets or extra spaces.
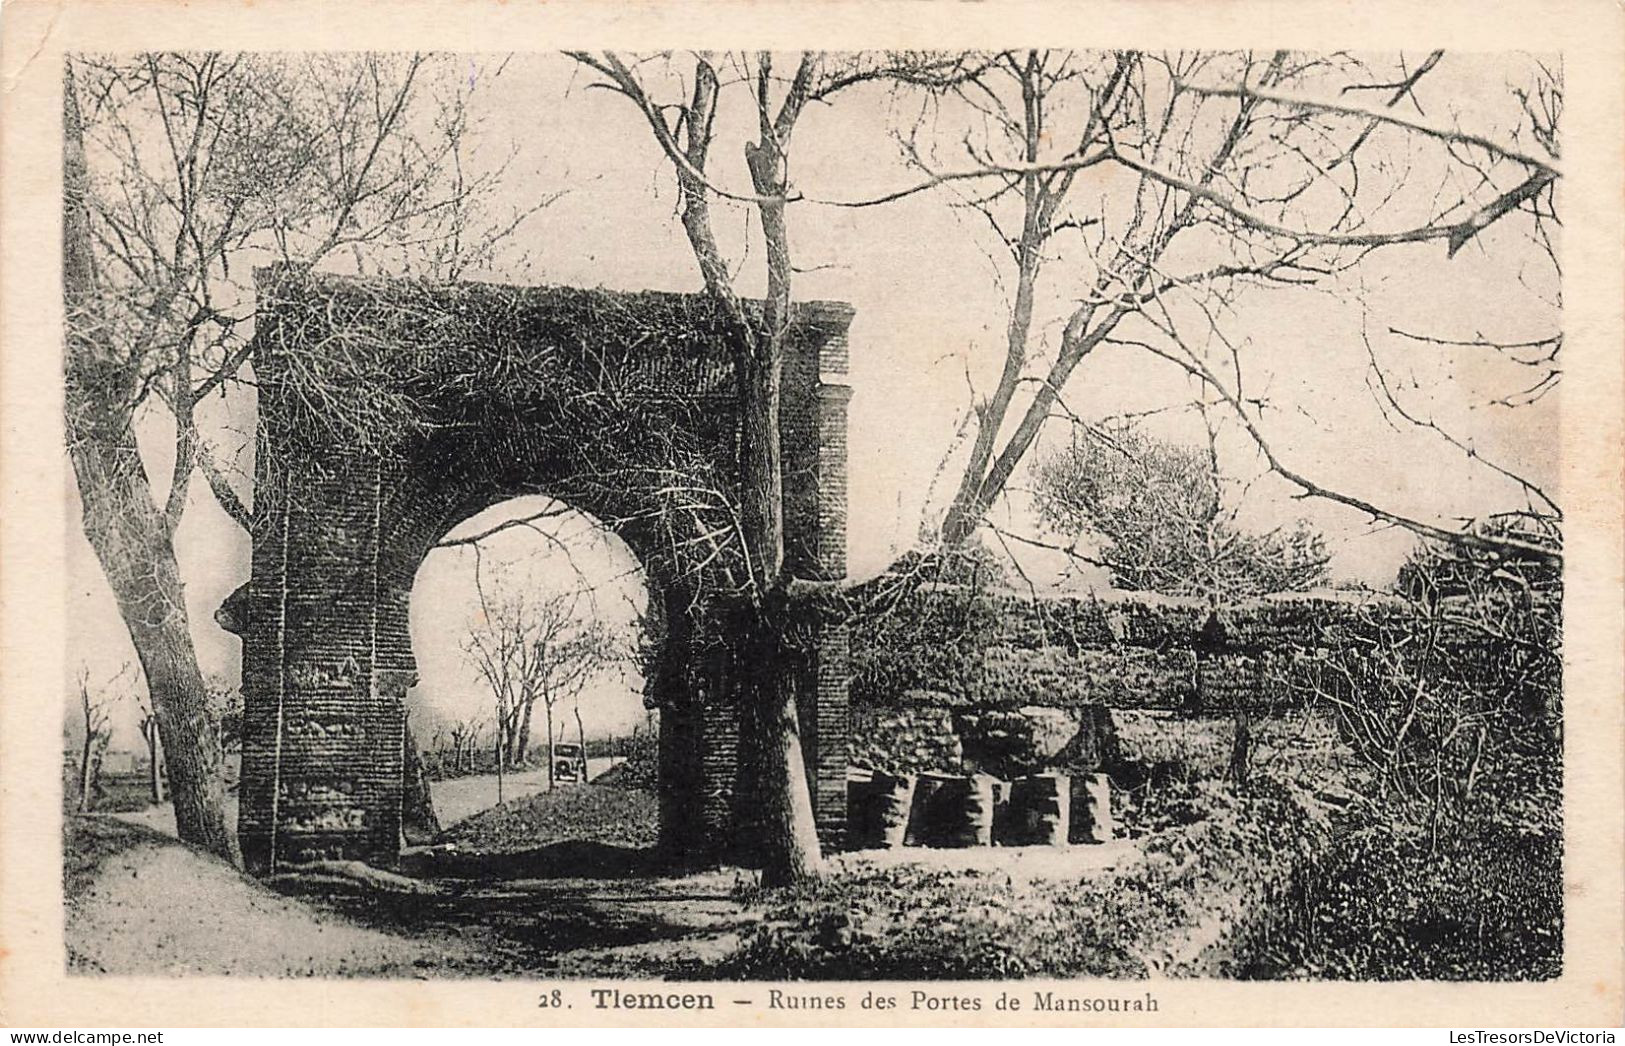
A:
514,699,534,764
646,56,824,884
750,638,821,888
66,417,234,859
401,719,441,844
743,131,824,886
62,67,236,863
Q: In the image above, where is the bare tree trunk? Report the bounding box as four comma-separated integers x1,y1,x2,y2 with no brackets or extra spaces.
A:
1230,705,1252,790
574,703,587,779
591,52,826,882
63,68,235,863
939,252,1037,548
543,700,556,790
514,698,534,765
78,731,99,813
68,461,232,857
751,642,821,888
401,718,440,843
495,730,504,805
940,66,1047,549
742,93,823,886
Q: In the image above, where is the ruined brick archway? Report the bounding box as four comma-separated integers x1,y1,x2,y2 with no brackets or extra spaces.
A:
229,269,853,874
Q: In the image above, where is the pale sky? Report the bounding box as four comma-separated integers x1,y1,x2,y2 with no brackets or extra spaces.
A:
65,51,1559,748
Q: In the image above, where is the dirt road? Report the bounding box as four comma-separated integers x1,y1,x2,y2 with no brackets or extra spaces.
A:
429,757,619,826
112,758,622,838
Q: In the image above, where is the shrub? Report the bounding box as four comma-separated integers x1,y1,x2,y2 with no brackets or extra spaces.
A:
1243,803,1561,980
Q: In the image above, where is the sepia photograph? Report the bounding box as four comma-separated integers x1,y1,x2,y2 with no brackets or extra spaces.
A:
3,1,1622,1030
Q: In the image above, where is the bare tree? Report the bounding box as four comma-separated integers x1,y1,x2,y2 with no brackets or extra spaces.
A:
133,690,165,804
568,50,988,884
63,52,540,860
401,711,441,843
1310,514,1560,848
72,665,123,813
463,579,618,788
445,718,482,775
1030,417,1329,598
882,52,1561,563
566,49,1559,881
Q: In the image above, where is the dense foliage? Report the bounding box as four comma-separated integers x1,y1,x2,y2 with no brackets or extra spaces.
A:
1244,804,1561,980
1032,424,1330,598
1248,514,1564,980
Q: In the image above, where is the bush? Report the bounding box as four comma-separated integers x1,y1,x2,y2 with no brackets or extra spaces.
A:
600,729,658,791
1243,804,1561,980
1238,516,1564,981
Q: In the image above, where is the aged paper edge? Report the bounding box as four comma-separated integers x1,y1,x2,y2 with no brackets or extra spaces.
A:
0,0,1620,1029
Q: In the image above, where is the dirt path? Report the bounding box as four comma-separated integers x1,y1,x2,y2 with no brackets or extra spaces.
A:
428,758,619,826
67,808,752,979
309,866,758,978
65,817,486,977
109,758,622,839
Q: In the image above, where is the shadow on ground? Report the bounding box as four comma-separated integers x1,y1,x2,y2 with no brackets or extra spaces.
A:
401,839,662,880
308,847,754,977
69,784,755,978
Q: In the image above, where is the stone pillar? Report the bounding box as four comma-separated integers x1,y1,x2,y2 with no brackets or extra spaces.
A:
239,454,405,874
807,371,853,847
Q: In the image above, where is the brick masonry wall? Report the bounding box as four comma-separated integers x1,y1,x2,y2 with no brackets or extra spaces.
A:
240,388,404,871
844,585,1407,780
849,586,1407,713
239,271,857,872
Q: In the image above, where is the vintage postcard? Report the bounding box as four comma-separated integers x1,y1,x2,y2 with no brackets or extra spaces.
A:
1,0,1621,1030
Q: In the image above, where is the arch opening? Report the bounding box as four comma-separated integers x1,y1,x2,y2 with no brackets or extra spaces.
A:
404,495,657,853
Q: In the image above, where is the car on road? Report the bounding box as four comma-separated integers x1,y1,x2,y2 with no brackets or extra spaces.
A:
553,743,588,784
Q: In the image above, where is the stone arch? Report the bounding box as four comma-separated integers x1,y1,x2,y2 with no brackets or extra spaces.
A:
230,268,853,874
402,494,652,816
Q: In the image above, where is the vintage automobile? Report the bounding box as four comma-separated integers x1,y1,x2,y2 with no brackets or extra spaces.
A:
552,743,588,784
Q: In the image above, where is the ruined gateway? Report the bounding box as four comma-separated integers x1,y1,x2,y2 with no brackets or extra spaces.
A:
220,268,856,874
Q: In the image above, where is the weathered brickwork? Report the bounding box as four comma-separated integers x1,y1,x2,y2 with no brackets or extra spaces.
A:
232,270,854,874
849,586,1412,715
845,586,1410,779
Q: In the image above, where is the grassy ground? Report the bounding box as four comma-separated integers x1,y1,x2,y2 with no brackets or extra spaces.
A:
74,770,161,814
696,711,1361,981
705,778,1316,980
435,782,658,853
1238,784,1563,981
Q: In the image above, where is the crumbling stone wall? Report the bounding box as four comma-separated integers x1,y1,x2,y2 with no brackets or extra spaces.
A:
846,586,1404,778
849,690,1119,780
